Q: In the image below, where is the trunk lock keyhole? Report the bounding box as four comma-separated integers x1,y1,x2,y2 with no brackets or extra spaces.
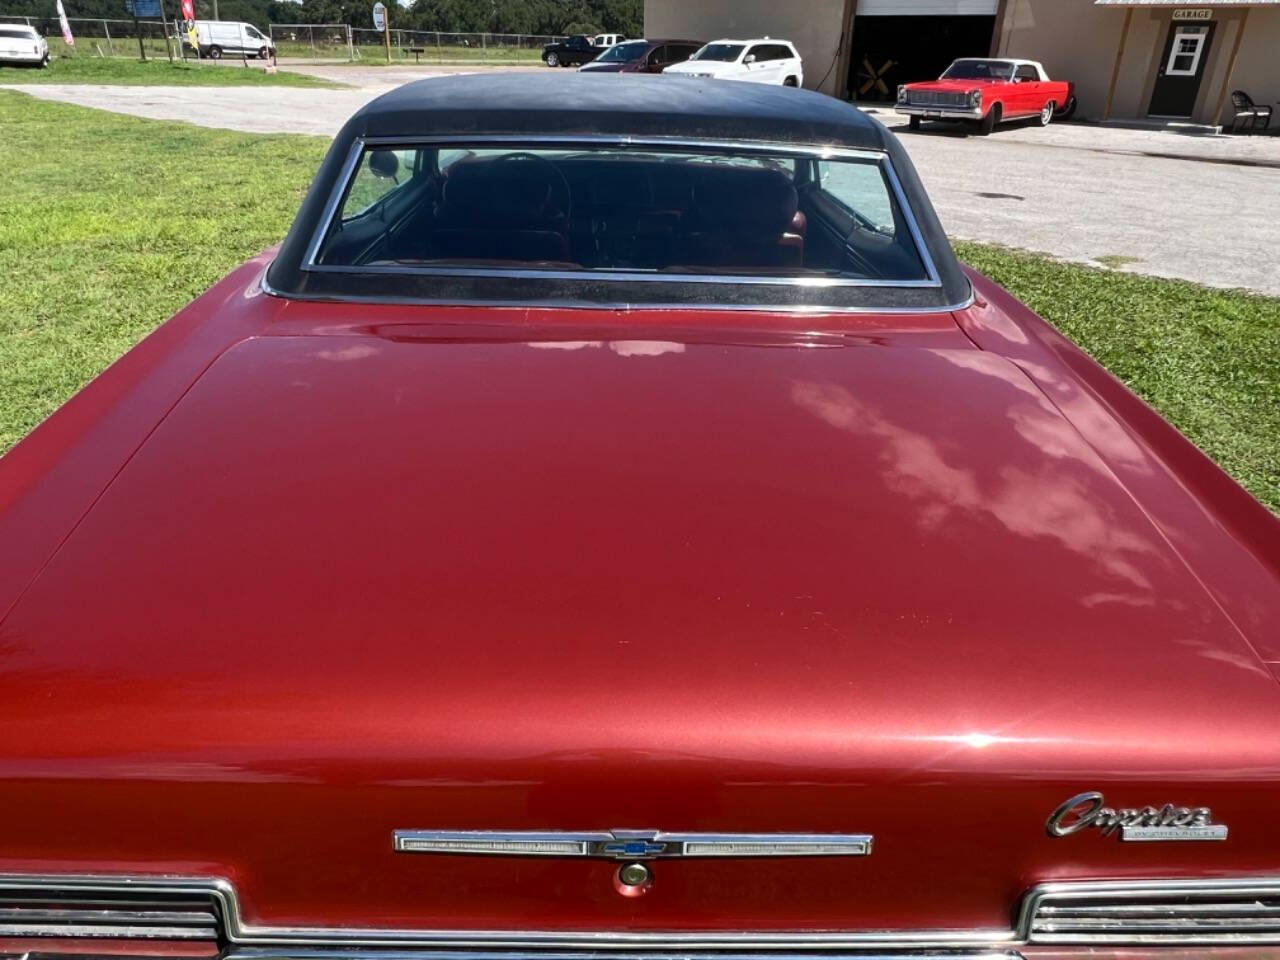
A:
614,862,653,896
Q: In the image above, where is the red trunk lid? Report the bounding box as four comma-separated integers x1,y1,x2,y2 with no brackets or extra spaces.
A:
1,328,1277,935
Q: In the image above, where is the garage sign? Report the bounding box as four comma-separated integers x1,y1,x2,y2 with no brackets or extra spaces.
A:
1172,9,1212,20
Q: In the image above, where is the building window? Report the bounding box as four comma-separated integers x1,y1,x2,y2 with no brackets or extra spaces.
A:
1166,26,1207,77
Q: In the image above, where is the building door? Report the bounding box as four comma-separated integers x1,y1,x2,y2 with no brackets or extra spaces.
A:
1148,21,1215,118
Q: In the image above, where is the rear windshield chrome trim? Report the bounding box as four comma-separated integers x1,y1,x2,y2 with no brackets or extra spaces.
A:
302,263,944,290
302,134,942,295
227,952,1022,960
8,873,1280,950
351,133,890,162
303,138,364,268
260,266,977,316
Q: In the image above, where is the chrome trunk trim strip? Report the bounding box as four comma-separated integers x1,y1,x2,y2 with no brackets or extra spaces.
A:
392,830,872,860
3,874,1280,949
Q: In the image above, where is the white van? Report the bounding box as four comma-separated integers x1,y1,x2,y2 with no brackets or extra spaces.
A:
187,20,274,59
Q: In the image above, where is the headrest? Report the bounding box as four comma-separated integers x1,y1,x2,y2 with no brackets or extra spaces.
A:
692,169,798,234
591,167,655,209
443,161,562,227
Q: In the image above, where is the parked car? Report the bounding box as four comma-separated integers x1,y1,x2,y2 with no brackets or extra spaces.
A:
896,57,1075,134
184,19,275,59
541,34,596,67
0,24,48,67
664,37,803,86
592,32,624,48
578,38,703,73
3,70,1280,960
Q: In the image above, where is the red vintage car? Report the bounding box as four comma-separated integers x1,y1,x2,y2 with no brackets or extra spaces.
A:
1,72,1278,960
897,57,1075,134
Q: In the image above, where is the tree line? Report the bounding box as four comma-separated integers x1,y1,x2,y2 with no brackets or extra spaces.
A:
0,0,642,36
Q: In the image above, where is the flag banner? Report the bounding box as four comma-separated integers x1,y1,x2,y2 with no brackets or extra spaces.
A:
179,0,197,51
56,0,74,45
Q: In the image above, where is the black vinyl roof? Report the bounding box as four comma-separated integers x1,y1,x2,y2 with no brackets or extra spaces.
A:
266,73,971,310
347,73,895,151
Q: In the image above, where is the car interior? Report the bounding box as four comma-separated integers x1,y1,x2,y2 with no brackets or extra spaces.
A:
316,147,929,282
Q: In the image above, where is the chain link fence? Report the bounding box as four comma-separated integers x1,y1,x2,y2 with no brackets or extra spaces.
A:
268,23,351,61
3,15,558,64
1,15,178,59
347,29,554,64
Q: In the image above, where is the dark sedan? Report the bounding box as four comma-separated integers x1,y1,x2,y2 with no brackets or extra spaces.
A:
578,38,703,73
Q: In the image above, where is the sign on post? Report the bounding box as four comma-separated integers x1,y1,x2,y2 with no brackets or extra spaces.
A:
125,0,163,16
373,1,390,61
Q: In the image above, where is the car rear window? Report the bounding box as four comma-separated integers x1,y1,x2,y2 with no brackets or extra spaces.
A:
313,143,929,284
0,27,35,38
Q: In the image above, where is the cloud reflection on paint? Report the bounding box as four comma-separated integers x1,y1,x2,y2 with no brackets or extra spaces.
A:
789,378,1162,594
525,340,686,357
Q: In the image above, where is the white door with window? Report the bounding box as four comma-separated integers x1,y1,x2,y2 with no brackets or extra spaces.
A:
1149,21,1215,118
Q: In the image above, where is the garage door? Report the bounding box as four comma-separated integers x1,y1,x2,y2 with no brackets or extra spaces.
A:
856,0,997,14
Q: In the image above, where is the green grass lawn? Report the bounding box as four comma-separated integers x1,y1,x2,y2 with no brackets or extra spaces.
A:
0,89,1276,512
0,55,338,85
955,243,1279,512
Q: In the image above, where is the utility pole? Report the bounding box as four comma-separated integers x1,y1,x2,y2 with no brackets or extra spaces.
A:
130,0,146,59
160,0,174,62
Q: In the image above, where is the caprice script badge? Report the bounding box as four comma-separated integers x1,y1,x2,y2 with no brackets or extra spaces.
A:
393,829,873,860
1047,791,1228,842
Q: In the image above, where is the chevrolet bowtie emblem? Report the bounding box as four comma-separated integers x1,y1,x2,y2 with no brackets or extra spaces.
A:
393,829,872,860
603,838,668,857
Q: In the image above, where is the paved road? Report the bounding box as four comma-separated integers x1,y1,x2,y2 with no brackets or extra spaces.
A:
869,112,1280,295
7,71,1280,294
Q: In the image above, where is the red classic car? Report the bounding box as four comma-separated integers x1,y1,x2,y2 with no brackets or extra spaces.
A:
897,57,1075,134
1,72,1279,960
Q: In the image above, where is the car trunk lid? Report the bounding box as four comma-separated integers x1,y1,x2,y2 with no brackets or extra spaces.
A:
0,328,1277,936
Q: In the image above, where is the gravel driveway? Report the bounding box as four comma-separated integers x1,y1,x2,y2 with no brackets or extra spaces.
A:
8,70,1280,295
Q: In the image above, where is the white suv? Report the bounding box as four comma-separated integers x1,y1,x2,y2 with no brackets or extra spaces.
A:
664,38,803,86
593,33,624,49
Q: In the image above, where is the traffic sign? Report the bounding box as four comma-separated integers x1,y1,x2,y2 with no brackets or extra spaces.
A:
125,0,163,17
